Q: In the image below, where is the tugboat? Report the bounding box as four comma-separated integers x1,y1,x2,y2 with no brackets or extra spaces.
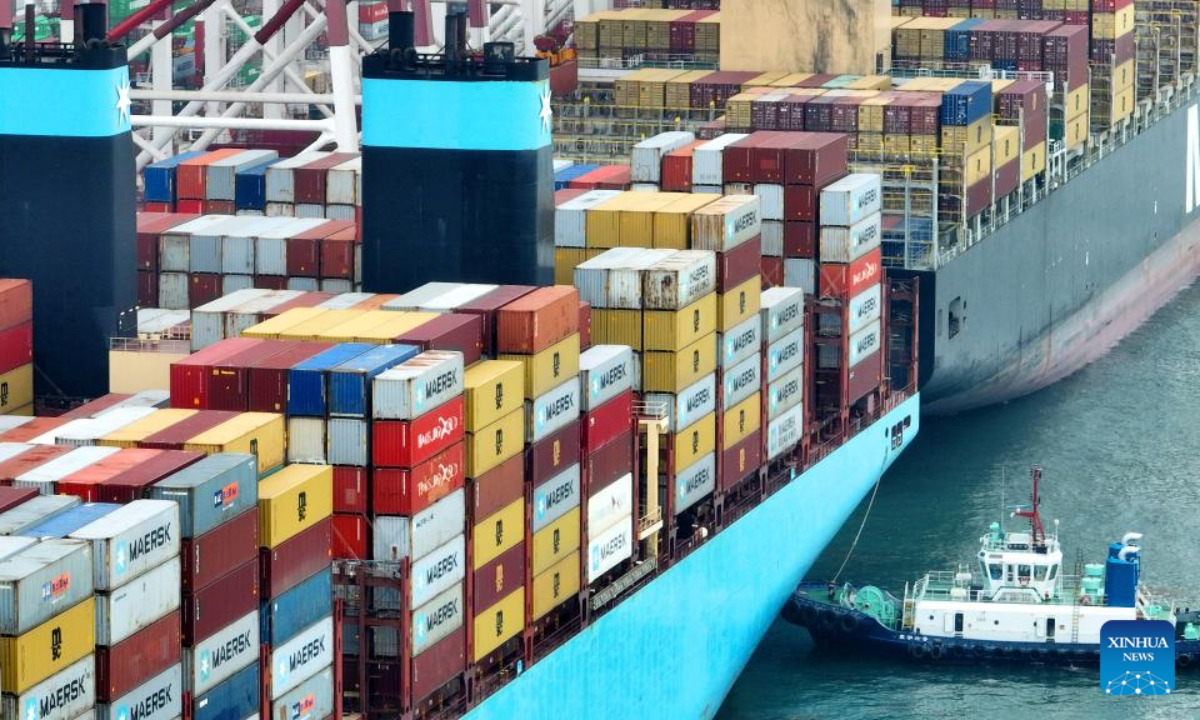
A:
783,467,1200,666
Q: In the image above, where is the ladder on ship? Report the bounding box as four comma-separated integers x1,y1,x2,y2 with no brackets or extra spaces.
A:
901,581,916,631
1071,548,1084,644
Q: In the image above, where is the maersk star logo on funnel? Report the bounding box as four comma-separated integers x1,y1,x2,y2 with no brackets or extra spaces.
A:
1101,620,1175,696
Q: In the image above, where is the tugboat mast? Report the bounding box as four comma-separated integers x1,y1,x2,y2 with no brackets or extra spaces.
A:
1012,466,1047,549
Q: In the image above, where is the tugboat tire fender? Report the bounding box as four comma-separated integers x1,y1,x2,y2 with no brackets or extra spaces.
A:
817,612,837,634
929,644,945,660
909,643,927,659
972,644,987,658
798,605,818,626
1179,653,1193,668
839,614,861,634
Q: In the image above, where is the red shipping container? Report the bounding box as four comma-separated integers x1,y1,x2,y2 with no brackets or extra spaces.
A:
254,275,288,291
320,228,357,279
581,391,632,455
176,149,240,200
0,417,67,443
61,393,131,419
206,339,291,412
0,444,70,481
246,341,331,414
585,431,633,497
784,222,817,258
848,349,883,404
661,142,702,193
333,512,369,560
333,465,368,514
175,199,204,214
359,1,388,22
495,286,580,354
294,153,358,204
260,516,333,598
139,410,238,450
0,321,32,376
526,420,580,488
0,485,37,512
188,273,222,308
761,257,784,288
472,541,524,614
373,396,465,468
95,610,181,703
286,220,353,277
137,271,158,307
967,178,992,218
469,452,525,524
457,286,538,357
718,429,762,492
578,302,592,351
716,235,760,292
784,133,849,186
995,158,1020,200
554,188,589,205
721,137,753,183
395,313,483,366
412,627,466,703
0,279,32,332
264,291,336,317
137,213,198,272
181,506,259,594
818,247,882,300
57,448,163,501
783,184,819,223
374,442,466,516
568,165,631,191
96,450,203,503
182,558,259,645
141,202,173,213
170,337,260,409
205,200,235,215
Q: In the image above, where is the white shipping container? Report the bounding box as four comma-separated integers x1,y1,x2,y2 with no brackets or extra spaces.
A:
766,404,804,460
631,131,695,183
690,195,761,252
673,452,715,516
0,535,35,561
554,190,620,248
52,407,157,447
587,515,633,583
572,248,653,309
604,249,677,310
1,653,95,720
159,215,231,272
587,473,632,536
0,538,93,635
692,133,749,186
631,183,660,192
321,279,354,294
754,184,785,221
286,417,326,464
207,149,278,201
0,441,30,463
383,283,467,311
100,663,183,720
579,345,634,412
0,495,80,536
760,287,805,344
321,292,375,310
719,315,760,369
97,555,181,646
157,273,189,310
188,217,247,273
410,582,464,657
327,418,368,467
270,666,334,720
643,373,715,433
191,288,272,350
409,535,466,609
15,446,120,493
288,277,320,291
327,204,357,221
0,416,33,433
722,353,761,410
847,283,883,336
418,284,498,312
819,212,882,264
642,250,716,311
269,615,334,700
694,184,722,193
526,378,580,444
373,351,465,420
71,499,181,590
766,328,805,383
327,156,362,205
531,464,581,533
761,220,784,257
266,151,330,204
849,319,883,368
184,610,259,696
223,289,304,339
820,174,883,227
767,365,804,421
411,488,465,561
783,258,816,295
255,218,328,276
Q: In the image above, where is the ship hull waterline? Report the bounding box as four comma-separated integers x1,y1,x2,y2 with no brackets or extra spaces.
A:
466,393,921,720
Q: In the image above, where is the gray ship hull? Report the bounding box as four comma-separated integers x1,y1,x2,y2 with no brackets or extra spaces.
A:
905,95,1200,414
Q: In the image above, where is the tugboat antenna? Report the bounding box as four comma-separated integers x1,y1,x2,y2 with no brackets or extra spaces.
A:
1012,466,1047,548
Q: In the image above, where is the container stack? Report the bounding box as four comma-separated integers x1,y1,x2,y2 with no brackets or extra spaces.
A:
0,279,33,415
1089,0,1135,131
761,287,807,464
937,80,994,225
814,174,886,418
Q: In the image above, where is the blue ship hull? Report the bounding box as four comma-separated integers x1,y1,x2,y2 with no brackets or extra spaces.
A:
467,394,921,719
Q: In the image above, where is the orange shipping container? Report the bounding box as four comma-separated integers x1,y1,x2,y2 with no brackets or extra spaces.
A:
494,286,581,354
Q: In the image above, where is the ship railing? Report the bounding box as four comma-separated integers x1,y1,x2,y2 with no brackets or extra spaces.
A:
108,336,192,354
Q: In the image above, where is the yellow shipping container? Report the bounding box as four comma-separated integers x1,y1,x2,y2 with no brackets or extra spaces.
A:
532,551,582,621
532,507,581,576
883,134,912,155
585,192,632,248
722,392,762,450
1112,59,1135,92
466,408,524,478
473,587,525,662
643,294,717,352
498,334,581,400
665,70,714,109
991,79,1015,94
1066,85,1089,119
355,311,437,344
98,408,197,448
642,333,716,394
277,309,364,341
592,310,642,350
556,249,587,285
464,360,524,431
0,364,34,414
5,403,33,416
1091,6,1133,40
257,463,333,548
1022,142,1047,182
673,412,715,475
315,311,397,342
473,498,524,570
941,116,993,157
770,72,813,87
1,596,95,694
909,134,938,157
184,412,285,473
718,277,761,332
993,126,1021,168
621,193,684,248
1066,112,1089,150
241,307,326,339
966,144,993,187
653,194,720,250
743,70,788,87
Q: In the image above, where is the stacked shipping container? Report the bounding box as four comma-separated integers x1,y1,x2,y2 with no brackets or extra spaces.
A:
0,279,34,416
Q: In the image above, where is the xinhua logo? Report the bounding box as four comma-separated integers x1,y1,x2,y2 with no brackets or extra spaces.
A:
1100,620,1176,696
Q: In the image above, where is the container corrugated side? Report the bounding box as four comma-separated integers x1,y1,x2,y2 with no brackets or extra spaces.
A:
498,334,581,401
579,345,634,412
847,283,882,336
70,500,180,591
191,660,258,720
531,464,581,534
643,373,716,433
587,472,633,536
586,517,633,583
287,417,327,464
0,494,80,536
472,498,523,571
257,464,333,549
268,615,333,699
372,488,464,563
0,652,95,720
0,538,94,635
15,447,121,494
96,662,182,720
0,595,95,694
147,453,257,538
526,378,581,444
642,251,717,311
819,212,882,263
531,507,579,577
555,190,621,248
327,418,368,466
409,535,466,609
182,609,258,697
674,452,715,515
819,174,882,227
96,556,181,646
532,550,581,621
463,361,525,432
766,327,804,383
767,365,804,421
693,133,749,186
472,588,524,662
766,403,804,459
760,286,805,344
373,351,465,420
690,195,760,252
182,412,285,473
849,319,882,369
270,665,334,720
719,314,761,369
260,568,331,646
411,582,464,657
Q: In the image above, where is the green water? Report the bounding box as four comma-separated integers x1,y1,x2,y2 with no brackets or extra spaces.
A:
719,281,1200,719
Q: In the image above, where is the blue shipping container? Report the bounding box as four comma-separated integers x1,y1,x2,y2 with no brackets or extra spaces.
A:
192,661,260,720
554,163,599,190
261,567,333,646
144,150,205,203
288,343,375,417
148,453,258,538
939,80,992,127
328,344,420,417
234,159,277,210
943,19,982,62
20,502,121,539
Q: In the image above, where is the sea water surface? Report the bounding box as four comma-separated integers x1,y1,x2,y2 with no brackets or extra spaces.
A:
719,280,1200,719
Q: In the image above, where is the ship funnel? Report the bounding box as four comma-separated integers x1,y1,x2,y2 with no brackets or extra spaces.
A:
76,2,108,45
1106,542,1141,608
1122,532,1143,546
443,7,467,67
388,10,415,56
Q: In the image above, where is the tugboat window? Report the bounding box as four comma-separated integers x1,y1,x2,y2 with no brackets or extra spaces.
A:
1034,565,1048,581
1018,565,1032,582
1048,565,1057,581
989,563,1002,580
